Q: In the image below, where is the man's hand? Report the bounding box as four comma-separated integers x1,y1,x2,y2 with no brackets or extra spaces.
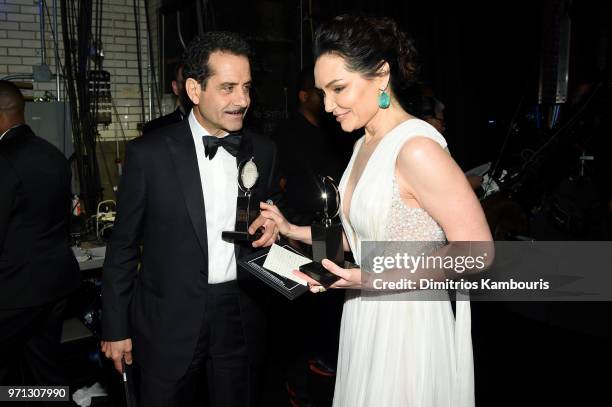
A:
101,339,133,374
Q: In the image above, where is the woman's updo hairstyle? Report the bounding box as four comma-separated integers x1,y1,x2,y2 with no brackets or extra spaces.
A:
314,14,419,93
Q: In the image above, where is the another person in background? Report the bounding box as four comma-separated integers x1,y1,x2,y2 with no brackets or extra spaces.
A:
273,68,342,226
420,94,483,190
142,62,193,134
0,80,80,388
420,94,446,134
271,68,344,406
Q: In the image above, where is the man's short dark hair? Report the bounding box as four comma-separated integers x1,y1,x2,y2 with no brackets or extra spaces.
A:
0,80,25,114
419,96,445,119
297,67,315,93
172,62,185,81
182,31,252,88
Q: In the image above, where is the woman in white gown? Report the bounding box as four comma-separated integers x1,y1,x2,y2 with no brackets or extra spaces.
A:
258,15,492,407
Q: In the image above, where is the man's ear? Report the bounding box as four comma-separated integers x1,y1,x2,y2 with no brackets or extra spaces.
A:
185,78,201,105
171,80,179,97
298,90,308,104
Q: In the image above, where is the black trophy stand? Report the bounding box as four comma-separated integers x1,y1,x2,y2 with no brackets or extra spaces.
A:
299,176,357,287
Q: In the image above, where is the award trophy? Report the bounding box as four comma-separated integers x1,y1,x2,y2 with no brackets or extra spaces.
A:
222,158,263,241
299,176,357,287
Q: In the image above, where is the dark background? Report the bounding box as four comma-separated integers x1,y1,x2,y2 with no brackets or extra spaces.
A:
158,0,611,170
149,1,612,405
70,1,612,405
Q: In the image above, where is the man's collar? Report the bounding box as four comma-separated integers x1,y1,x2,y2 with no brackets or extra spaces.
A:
0,123,26,142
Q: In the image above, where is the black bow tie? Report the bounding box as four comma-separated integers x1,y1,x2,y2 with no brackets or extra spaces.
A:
202,134,242,159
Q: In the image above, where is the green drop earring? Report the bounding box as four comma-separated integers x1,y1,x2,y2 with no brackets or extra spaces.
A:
378,84,390,109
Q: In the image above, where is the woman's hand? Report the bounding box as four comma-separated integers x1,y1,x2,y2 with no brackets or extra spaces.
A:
254,201,292,236
256,202,314,244
293,259,363,293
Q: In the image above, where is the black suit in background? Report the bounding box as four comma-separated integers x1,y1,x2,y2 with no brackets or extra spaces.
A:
101,120,282,406
0,124,80,385
141,107,186,135
271,114,346,404
273,113,343,225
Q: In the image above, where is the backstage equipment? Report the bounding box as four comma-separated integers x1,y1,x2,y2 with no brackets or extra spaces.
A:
25,101,73,159
95,200,116,241
72,244,106,338
89,70,112,126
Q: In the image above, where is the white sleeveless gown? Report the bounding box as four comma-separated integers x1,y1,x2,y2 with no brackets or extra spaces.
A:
334,119,474,407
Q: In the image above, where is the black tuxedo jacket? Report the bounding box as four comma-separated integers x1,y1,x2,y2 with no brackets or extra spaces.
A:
101,119,282,380
0,125,80,309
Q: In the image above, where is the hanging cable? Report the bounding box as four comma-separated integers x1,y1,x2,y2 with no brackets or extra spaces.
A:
43,0,66,99
60,0,103,214
176,12,187,49
133,0,146,125
60,0,83,194
143,0,162,117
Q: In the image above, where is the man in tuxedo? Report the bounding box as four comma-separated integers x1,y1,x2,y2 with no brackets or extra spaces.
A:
271,69,344,405
142,62,192,135
273,68,342,225
0,80,80,386
101,32,282,407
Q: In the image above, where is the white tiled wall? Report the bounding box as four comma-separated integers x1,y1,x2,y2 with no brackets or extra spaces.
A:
0,0,171,140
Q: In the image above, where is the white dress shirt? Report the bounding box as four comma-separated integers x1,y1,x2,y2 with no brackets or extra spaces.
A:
188,111,238,283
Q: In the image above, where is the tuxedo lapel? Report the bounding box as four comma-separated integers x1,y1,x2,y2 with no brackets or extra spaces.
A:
235,130,253,172
165,121,208,259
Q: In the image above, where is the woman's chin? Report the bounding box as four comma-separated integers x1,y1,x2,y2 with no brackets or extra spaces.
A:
340,121,355,133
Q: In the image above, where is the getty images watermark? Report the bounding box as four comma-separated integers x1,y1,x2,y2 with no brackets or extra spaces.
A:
359,241,612,301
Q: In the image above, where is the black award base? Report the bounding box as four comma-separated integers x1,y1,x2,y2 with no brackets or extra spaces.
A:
222,194,263,242
222,228,263,242
237,242,310,300
299,260,358,288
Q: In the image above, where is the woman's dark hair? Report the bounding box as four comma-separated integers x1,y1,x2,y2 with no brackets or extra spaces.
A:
182,31,252,88
314,15,419,93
